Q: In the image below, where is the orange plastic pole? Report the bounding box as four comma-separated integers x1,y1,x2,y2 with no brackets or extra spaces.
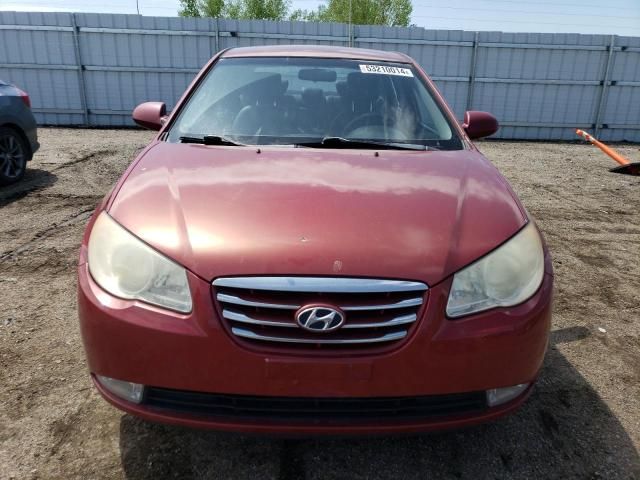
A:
576,129,631,167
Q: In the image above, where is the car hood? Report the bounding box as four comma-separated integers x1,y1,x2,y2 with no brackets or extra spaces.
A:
108,142,526,286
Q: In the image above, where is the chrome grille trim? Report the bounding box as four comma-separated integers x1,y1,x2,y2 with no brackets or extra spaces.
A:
342,313,417,329
217,292,424,311
222,309,297,328
213,276,428,350
217,293,299,310
222,309,417,330
213,276,428,293
343,297,423,311
231,327,407,344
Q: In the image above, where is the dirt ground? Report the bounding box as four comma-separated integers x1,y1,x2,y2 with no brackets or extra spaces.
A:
0,128,639,480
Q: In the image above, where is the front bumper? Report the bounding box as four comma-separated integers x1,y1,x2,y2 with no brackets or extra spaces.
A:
78,262,552,434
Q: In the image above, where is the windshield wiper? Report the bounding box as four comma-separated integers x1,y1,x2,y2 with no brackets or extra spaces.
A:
294,137,428,151
179,135,244,146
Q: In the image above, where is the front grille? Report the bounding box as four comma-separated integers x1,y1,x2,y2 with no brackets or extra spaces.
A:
212,276,428,352
144,387,488,423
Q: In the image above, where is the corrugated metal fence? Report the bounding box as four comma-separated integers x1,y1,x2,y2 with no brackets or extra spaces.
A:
1,11,639,141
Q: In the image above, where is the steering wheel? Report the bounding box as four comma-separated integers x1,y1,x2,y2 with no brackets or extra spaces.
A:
342,113,385,136
419,122,441,138
348,125,408,140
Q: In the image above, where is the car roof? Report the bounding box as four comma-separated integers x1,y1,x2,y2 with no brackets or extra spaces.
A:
221,45,413,63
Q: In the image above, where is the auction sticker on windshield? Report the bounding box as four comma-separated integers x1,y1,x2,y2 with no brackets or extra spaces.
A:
359,64,414,77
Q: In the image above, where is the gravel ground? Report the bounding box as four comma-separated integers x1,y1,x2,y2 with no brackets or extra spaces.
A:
0,128,639,480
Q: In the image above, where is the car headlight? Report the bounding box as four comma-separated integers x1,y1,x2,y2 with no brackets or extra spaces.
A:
88,212,192,313
446,222,544,318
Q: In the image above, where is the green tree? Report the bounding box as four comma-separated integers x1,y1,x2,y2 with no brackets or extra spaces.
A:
201,0,226,17
178,0,201,17
294,0,412,26
242,0,290,20
179,0,291,20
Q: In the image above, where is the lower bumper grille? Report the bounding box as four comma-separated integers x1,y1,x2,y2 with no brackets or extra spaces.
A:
143,387,488,423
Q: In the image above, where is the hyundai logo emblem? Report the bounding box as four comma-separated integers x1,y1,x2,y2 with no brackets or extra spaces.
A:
296,306,345,332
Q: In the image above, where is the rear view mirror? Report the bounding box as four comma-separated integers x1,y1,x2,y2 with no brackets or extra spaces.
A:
462,111,499,139
298,68,337,82
132,102,167,130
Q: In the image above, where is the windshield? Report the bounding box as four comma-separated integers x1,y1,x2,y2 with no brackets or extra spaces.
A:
167,57,463,150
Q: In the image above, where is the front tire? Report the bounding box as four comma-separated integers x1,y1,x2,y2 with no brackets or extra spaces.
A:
0,126,29,185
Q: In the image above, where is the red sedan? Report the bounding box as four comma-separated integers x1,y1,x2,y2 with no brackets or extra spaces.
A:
78,45,553,435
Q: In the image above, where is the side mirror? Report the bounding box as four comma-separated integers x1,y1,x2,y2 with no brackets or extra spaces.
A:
462,111,499,139
132,102,167,131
